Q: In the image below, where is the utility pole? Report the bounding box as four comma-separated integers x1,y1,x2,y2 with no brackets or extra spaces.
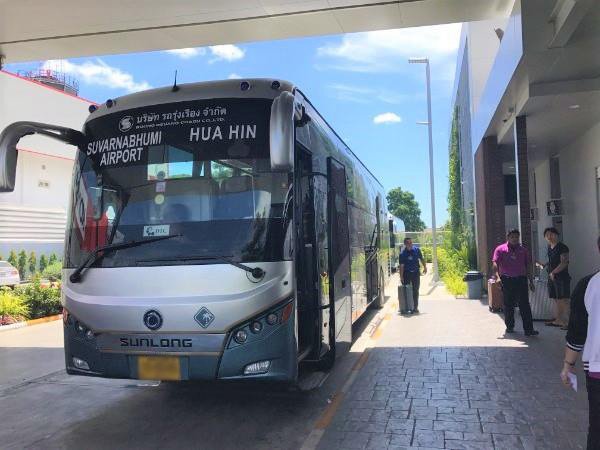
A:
409,57,439,284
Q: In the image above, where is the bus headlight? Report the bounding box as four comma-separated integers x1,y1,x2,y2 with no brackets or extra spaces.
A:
244,360,271,375
250,321,263,334
266,313,278,325
72,357,90,370
234,329,248,344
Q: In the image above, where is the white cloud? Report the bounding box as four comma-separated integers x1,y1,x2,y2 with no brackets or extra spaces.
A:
166,48,206,59
228,73,242,79
316,23,461,76
373,112,402,125
209,45,245,62
42,59,151,93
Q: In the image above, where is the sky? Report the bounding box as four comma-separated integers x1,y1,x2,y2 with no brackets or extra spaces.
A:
5,23,462,227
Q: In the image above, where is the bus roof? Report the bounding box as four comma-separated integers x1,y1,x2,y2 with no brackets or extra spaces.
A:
86,78,295,121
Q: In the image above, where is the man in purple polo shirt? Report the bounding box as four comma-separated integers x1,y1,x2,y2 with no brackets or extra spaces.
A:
492,229,539,336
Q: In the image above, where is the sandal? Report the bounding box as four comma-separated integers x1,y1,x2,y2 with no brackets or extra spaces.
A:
545,322,561,327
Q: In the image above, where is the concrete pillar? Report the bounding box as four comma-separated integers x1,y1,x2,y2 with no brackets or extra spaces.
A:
474,135,505,276
513,116,533,263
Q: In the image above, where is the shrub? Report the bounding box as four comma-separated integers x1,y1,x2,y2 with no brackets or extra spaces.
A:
42,261,63,281
444,273,467,296
17,250,27,279
437,247,469,296
0,289,29,324
48,253,58,265
39,254,48,273
28,251,37,275
17,277,61,319
8,250,18,268
420,246,432,264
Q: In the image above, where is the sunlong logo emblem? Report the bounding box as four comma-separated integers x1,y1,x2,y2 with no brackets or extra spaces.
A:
119,116,134,132
194,307,215,329
143,310,163,331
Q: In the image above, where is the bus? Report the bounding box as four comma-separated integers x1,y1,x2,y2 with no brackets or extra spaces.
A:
0,79,390,382
387,213,406,274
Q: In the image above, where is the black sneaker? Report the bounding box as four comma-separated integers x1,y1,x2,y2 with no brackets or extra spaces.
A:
505,328,515,334
525,330,539,336
413,309,420,314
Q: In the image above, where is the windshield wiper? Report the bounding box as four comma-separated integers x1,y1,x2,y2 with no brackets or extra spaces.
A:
137,254,265,280
69,234,181,283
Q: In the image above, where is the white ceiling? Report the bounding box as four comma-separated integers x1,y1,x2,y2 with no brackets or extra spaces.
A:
0,0,514,62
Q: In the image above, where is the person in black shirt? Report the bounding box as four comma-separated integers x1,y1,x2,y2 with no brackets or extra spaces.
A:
537,227,571,329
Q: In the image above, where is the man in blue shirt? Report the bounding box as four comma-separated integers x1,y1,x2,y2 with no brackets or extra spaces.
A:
399,237,427,313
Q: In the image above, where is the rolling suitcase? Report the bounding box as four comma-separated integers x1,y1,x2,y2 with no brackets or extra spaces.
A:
488,279,504,312
398,284,414,314
530,272,553,321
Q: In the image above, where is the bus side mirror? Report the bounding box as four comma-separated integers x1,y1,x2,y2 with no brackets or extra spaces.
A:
0,121,85,192
269,92,295,172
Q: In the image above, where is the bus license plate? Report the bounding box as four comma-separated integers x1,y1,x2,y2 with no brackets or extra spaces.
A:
137,356,180,380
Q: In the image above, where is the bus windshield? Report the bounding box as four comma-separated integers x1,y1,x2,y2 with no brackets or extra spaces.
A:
65,98,292,268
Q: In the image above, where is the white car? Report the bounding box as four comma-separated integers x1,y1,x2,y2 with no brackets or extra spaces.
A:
0,261,20,287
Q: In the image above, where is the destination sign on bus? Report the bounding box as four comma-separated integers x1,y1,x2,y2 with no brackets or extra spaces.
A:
83,98,271,168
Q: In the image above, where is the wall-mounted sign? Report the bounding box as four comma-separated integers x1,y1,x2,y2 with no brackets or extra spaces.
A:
547,199,563,216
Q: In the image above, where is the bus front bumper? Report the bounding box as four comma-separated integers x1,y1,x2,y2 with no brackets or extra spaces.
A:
63,302,297,382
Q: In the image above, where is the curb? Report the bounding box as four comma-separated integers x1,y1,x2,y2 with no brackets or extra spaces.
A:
0,314,62,332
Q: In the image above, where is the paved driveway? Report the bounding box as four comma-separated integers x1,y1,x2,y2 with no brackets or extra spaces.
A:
317,278,589,449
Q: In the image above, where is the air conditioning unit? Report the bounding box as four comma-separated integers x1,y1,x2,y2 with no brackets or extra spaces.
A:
546,199,563,216
530,207,539,221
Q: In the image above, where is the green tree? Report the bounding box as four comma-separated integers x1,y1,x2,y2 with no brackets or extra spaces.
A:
17,250,27,279
8,250,18,268
39,254,48,273
386,187,426,232
48,253,58,265
28,251,37,275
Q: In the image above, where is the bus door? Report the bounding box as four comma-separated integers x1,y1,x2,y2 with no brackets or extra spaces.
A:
294,146,320,359
365,196,381,304
327,158,352,353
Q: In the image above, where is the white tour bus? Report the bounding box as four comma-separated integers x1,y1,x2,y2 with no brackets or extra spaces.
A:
0,79,390,382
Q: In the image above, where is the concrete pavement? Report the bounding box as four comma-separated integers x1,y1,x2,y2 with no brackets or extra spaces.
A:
0,320,64,390
316,274,589,449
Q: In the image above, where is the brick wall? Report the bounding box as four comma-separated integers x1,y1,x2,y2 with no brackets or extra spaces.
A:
474,135,506,276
